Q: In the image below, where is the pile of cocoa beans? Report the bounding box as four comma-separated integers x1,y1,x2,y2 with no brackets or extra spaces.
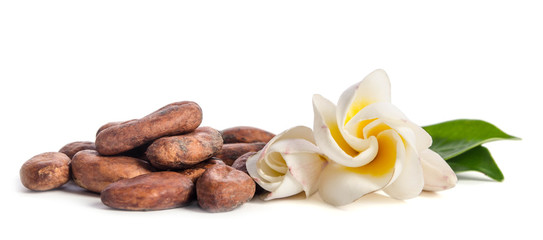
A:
19,101,275,212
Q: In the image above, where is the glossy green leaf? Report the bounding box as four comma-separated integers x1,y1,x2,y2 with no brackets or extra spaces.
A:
446,146,504,181
423,119,519,160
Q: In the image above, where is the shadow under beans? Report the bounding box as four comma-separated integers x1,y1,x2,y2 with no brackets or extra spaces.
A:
181,200,210,213
95,199,214,213
58,181,101,197
90,201,111,210
18,180,99,198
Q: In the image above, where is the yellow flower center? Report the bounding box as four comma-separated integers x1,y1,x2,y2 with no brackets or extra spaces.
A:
329,123,359,157
346,132,397,176
345,99,370,125
356,118,378,138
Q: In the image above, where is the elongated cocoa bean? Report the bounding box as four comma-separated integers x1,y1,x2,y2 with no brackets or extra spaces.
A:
214,142,266,166
59,141,96,159
71,150,154,193
221,126,275,144
146,127,223,170
95,101,202,155
96,119,136,136
101,172,194,211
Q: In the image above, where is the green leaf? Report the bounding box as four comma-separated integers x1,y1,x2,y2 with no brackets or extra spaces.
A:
446,146,504,181
423,119,519,160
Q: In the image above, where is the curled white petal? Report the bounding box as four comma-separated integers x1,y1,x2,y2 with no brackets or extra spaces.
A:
267,138,321,155
335,69,391,152
263,171,303,200
343,101,433,153
256,154,285,183
337,69,392,127
318,163,392,206
404,121,432,151
383,144,424,199
247,153,279,190
270,124,316,146
319,129,402,206
313,95,376,167
420,149,457,191
313,94,378,168
283,152,326,197
246,126,325,200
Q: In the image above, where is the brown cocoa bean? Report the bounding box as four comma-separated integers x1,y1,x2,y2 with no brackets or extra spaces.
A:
231,151,257,174
196,165,255,212
95,101,202,155
58,141,96,159
221,126,275,144
96,119,137,136
97,120,147,159
214,142,266,165
71,150,154,193
101,172,194,211
146,127,223,170
178,158,225,183
230,152,267,195
20,152,71,191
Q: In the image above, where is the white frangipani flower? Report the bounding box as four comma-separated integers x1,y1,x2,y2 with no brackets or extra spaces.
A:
312,69,456,206
246,126,326,200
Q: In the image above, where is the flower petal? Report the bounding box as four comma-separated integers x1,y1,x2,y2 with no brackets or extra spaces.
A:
420,149,458,191
256,154,285,183
396,120,432,152
345,102,431,152
247,125,316,184
267,138,321,155
262,137,325,198
313,94,380,168
263,171,303,200
262,152,288,174
259,125,315,157
318,130,401,206
274,125,316,144
246,152,280,191
246,125,324,200
337,69,391,126
318,163,392,206
283,152,326,197
332,69,391,153
382,145,424,199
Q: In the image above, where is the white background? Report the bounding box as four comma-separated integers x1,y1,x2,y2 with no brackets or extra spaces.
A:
1,1,540,239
